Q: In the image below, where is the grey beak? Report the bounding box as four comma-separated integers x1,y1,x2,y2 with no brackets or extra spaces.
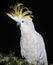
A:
17,22,21,27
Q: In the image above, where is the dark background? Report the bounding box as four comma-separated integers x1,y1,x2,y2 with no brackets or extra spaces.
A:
0,0,53,64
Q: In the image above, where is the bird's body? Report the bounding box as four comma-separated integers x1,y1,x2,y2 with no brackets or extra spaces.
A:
6,3,48,65
21,28,48,65
20,18,48,65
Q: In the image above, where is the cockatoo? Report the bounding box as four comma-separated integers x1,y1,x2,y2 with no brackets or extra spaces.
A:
6,3,48,65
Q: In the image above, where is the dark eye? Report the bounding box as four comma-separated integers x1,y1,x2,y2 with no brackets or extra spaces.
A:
22,21,24,23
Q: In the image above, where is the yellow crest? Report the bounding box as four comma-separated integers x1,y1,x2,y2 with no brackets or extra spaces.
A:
6,3,33,19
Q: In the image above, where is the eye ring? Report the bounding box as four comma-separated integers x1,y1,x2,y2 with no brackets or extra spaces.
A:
22,21,24,23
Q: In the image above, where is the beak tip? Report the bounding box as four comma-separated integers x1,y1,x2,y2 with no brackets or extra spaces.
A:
17,22,20,27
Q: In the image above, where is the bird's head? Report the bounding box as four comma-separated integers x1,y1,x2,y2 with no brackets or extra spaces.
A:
6,3,35,32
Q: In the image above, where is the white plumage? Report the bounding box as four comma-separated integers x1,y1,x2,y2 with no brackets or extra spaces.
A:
6,3,48,65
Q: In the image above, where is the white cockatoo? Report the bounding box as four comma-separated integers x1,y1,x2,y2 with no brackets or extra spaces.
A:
6,3,48,65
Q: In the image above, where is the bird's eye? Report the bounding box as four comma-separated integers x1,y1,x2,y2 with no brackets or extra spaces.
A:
22,21,24,23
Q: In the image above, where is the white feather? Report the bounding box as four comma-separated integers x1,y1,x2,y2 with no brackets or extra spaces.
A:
7,14,48,65
19,16,48,65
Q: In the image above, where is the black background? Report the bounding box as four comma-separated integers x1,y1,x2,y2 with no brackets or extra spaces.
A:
0,0,53,64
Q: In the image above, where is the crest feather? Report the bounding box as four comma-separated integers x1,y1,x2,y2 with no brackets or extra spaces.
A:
22,10,32,16
6,3,33,19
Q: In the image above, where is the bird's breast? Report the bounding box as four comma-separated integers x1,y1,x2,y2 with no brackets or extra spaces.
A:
20,31,38,55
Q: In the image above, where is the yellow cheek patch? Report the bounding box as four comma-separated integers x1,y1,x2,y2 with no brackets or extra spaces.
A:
6,3,33,19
